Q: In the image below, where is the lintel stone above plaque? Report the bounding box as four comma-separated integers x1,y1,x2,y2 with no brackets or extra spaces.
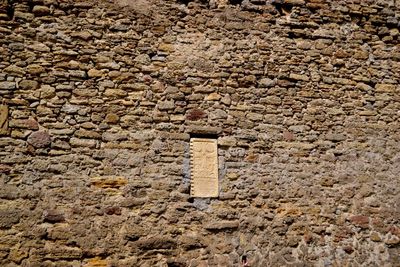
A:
186,125,222,136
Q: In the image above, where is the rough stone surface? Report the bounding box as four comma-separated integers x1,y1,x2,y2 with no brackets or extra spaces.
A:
0,0,399,266
27,131,51,148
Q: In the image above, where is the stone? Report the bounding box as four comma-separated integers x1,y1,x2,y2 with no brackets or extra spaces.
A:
28,42,50,52
91,176,128,189
45,246,82,260
104,89,127,97
0,81,16,90
325,133,346,142
43,210,65,223
87,68,104,78
71,31,92,40
105,113,120,124
375,84,396,93
26,64,45,75
204,220,239,230
27,131,51,148
61,104,81,114
385,236,400,246
205,92,221,101
102,132,128,142
209,109,227,120
40,85,56,99
258,78,275,87
134,54,151,65
70,138,97,148
19,80,39,90
218,136,236,147
370,232,381,242
349,215,369,229
69,70,87,79
9,118,39,130
284,0,305,5
283,130,295,141
187,126,222,135
0,209,20,229
157,100,175,111
104,206,122,215
14,11,34,21
32,5,50,16
186,109,207,121
75,129,101,139
190,138,219,198
134,236,177,250
84,258,109,267
4,65,25,76
289,73,310,81
98,62,121,70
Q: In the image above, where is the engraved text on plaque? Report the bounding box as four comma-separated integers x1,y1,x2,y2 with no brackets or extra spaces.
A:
190,138,218,197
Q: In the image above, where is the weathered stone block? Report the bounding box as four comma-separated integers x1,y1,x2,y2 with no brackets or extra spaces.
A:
4,65,25,76
204,220,239,230
44,246,82,260
43,210,65,223
70,137,97,148
32,5,50,16
19,80,39,90
134,236,177,250
0,209,21,229
27,131,51,148
0,81,16,90
376,83,396,93
90,176,128,189
26,64,45,75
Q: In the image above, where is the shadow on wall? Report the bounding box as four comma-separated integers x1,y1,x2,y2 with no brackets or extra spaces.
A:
0,0,14,21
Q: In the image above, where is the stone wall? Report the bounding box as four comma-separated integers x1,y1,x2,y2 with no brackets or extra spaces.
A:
0,0,399,266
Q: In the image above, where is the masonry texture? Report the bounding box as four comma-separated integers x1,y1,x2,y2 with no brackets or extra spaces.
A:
0,0,399,266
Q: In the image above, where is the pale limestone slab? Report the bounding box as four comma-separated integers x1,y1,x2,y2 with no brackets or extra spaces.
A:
0,104,8,135
190,138,218,197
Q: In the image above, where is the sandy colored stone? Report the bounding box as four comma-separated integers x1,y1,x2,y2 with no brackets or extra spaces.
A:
40,85,56,99
105,113,120,124
88,68,104,78
190,138,218,198
4,65,25,76
0,105,8,135
90,176,128,189
26,64,45,75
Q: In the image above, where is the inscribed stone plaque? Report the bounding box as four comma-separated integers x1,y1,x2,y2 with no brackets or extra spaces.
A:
0,104,8,135
190,138,218,198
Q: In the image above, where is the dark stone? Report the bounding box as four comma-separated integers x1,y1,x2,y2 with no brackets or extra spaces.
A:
135,236,177,250
43,210,65,223
0,209,21,228
349,215,369,229
186,108,207,121
0,164,11,173
27,131,51,148
343,246,354,254
104,206,122,215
